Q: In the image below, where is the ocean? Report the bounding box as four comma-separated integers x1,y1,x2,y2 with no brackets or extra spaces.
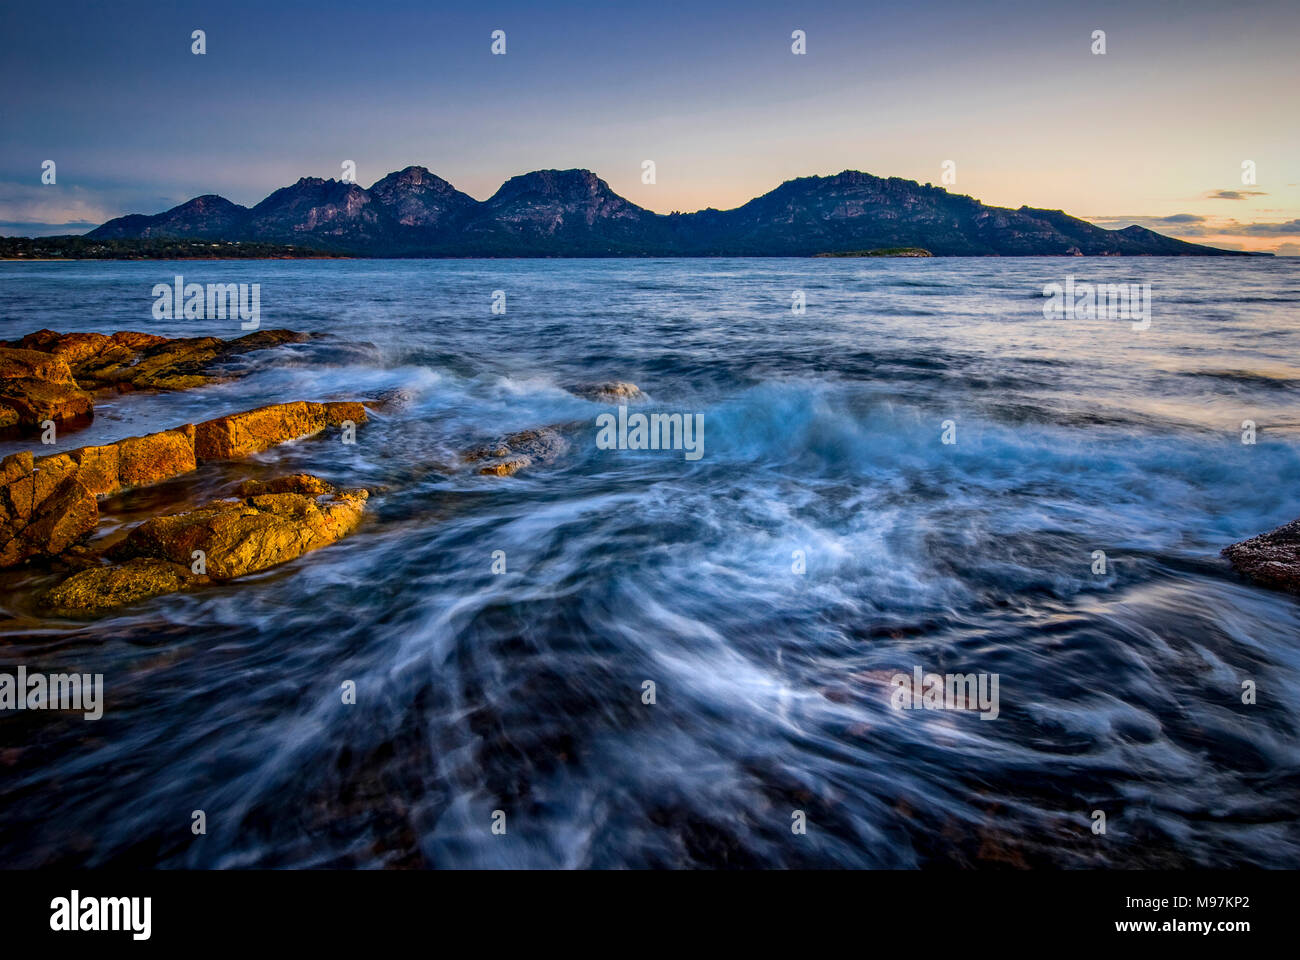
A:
1,256,1298,867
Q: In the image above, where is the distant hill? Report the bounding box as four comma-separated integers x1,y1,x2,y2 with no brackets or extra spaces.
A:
85,166,1254,257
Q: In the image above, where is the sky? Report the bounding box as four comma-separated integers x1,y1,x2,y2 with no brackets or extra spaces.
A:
1,0,1297,252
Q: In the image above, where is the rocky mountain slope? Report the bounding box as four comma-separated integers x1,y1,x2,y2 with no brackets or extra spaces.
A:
88,166,1249,257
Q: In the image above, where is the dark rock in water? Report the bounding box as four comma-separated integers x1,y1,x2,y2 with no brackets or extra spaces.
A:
364,386,419,412
1222,518,1300,594
568,380,642,402
463,426,570,477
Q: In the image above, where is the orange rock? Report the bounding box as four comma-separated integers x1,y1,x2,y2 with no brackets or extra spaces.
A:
45,558,206,611
4,328,310,397
0,378,94,428
194,401,367,460
0,346,78,383
114,425,197,488
0,346,95,430
110,331,169,351
0,451,98,568
235,473,336,497
112,487,368,579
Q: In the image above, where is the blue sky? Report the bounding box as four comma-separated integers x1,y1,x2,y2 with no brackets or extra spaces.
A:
2,0,1297,250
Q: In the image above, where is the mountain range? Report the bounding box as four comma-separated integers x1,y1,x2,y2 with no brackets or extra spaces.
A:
87,167,1248,257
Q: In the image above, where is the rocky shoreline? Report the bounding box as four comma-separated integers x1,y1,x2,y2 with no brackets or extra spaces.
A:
3,328,1297,614
0,330,651,615
1,327,372,612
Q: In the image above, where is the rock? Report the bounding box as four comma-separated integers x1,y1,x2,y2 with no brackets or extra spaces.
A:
44,558,206,611
3,397,364,512
1222,518,1300,594
4,328,310,394
569,380,642,402
111,486,368,579
365,387,418,412
476,458,531,477
463,426,569,477
0,392,366,569
194,401,367,460
234,474,336,497
50,424,200,497
0,378,95,428
222,329,311,354
0,347,78,383
0,452,99,568
115,425,199,487
0,347,96,431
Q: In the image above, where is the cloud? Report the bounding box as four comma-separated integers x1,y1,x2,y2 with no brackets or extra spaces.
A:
1204,190,1268,200
1087,214,1211,235
0,220,97,237
1088,213,1300,241
1274,243,1300,256
1237,219,1300,235
0,182,117,232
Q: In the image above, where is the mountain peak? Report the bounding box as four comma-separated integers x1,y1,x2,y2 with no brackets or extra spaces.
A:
368,167,477,229
489,169,609,201
86,165,1251,257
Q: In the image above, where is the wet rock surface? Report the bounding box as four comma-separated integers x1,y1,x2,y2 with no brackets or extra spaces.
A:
194,401,366,460
4,328,309,393
109,486,368,580
44,478,368,610
0,451,99,567
1223,517,1300,594
44,558,207,612
0,329,310,437
0,347,95,432
1,390,368,579
234,474,337,497
463,426,570,476
568,380,642,402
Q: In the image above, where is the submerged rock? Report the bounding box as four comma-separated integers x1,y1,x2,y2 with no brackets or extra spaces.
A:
1222,518,1300,594
234,474,336,497
463,426,570,477
110,486,369,579
569,380,642,402
45,558,207,612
